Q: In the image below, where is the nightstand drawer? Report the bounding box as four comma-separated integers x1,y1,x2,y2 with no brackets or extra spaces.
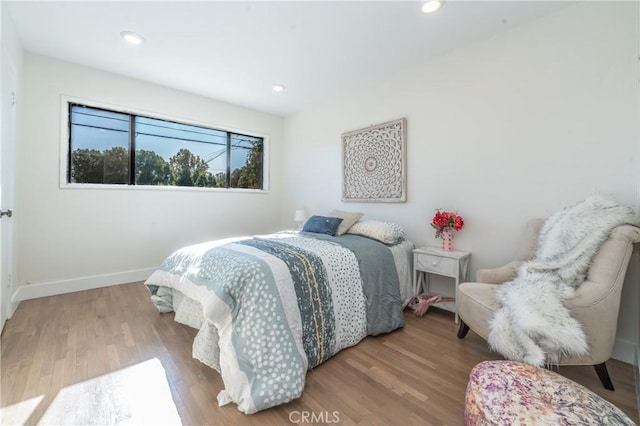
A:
415,253,456,276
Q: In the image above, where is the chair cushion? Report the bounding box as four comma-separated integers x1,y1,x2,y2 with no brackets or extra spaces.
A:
457,282,499,341
465,360,635,425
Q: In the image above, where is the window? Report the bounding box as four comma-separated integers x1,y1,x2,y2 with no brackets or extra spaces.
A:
67,103,265,190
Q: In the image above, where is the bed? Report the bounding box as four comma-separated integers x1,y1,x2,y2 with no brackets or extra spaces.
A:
145,224,413,414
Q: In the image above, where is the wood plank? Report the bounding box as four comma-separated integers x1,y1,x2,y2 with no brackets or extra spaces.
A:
1,282,637,424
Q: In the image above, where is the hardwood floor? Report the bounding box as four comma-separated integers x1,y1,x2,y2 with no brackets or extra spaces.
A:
1,282,638,425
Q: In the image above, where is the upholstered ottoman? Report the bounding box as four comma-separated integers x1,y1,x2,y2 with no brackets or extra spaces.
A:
465,360,634,425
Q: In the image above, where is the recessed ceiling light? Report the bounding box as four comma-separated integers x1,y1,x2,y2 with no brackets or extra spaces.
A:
271,84,286,93
421,0,444,13
120,31,145,45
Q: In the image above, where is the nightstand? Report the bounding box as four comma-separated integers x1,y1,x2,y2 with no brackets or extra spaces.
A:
413,246,471,324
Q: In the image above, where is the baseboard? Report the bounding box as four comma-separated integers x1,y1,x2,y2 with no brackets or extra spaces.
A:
612,337,638,365
12,267,157,304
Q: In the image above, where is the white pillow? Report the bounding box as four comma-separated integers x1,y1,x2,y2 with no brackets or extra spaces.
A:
347,220,405,244
328,209,364,236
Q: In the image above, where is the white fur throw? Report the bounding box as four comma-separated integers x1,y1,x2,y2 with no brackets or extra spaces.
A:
488,195,639,366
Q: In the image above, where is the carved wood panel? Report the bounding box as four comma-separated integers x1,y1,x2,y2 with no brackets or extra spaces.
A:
342,118,406,202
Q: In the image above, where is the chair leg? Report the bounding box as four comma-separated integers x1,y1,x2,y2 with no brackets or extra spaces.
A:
594,363,615,391
457,321,470,339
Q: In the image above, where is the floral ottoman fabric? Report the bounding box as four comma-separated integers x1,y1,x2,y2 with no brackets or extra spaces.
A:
465,360,635,425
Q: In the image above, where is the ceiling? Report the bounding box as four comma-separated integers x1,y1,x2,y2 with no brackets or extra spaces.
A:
5,1,571,117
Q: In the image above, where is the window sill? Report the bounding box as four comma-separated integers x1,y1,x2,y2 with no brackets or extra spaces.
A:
59,182,269,194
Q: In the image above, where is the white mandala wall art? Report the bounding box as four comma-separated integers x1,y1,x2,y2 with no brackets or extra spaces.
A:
342,118,407,203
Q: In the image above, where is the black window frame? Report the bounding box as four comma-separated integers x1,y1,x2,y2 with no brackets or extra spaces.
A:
66,102,265,190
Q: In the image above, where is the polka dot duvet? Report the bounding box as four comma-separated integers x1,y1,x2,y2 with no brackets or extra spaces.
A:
145,231,409,414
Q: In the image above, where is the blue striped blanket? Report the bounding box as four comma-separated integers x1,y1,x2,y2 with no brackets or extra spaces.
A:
146,232,406,413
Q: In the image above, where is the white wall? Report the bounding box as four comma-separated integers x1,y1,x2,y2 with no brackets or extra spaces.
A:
15,54,284,297
282,2,640,361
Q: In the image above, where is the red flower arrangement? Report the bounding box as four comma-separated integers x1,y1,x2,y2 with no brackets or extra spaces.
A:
431,210,464,238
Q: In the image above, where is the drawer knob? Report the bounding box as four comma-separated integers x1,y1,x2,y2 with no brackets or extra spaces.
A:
432,261,438,266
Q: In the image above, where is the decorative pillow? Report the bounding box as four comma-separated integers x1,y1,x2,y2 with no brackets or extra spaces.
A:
328,209,364,236
301,215,344,236
347,220,406,244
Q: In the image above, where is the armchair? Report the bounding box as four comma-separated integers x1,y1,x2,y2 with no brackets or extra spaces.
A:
457,219,640,390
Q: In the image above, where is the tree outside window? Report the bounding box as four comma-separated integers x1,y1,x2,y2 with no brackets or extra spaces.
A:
68,104,264,190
